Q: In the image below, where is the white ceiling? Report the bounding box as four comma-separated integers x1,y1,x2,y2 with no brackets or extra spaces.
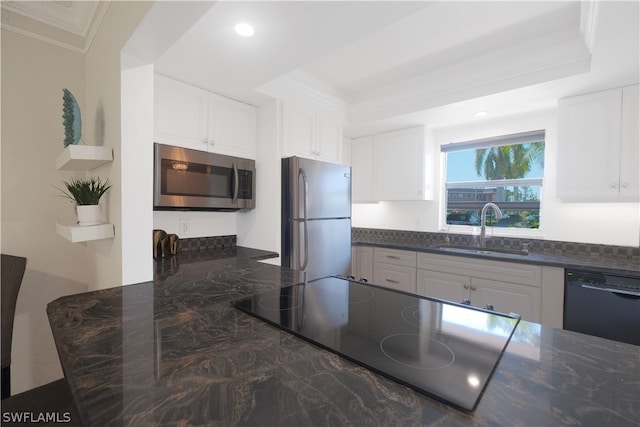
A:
4,1,639,137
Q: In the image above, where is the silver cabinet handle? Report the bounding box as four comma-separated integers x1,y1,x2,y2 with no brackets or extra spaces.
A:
386,255,401,259
298,167,309,271
385,279,400,284
463,284,470,289
470,284,477,291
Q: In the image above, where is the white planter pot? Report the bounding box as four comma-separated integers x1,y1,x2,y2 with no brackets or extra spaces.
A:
76,205,101,226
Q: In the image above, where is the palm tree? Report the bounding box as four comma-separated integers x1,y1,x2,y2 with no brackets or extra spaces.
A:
474,142,544,207
474,142,543,180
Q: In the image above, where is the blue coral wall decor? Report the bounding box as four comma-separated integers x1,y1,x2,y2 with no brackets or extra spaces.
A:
62,88,82,147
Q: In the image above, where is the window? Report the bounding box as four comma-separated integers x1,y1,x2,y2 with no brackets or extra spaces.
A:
442,130,544,229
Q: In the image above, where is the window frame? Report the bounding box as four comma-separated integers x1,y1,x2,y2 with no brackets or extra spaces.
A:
440,130,546,237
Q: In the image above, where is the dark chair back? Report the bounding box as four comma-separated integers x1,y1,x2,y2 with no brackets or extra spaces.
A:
1,254,27,398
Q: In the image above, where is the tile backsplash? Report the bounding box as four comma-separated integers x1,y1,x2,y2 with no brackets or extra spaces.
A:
178,235,236,252
352,227,640,262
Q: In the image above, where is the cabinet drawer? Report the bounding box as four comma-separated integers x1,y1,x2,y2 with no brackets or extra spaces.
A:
417,252,541,287
374,247,416,267
374,263,416,294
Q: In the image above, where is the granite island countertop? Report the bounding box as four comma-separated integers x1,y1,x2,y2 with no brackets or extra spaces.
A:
48,247,640,426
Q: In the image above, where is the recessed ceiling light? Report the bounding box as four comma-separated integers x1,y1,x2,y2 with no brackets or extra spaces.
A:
234,22,254,37
474,111,488,117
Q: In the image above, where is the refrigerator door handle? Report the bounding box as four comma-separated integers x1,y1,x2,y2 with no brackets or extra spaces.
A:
299,167,309,271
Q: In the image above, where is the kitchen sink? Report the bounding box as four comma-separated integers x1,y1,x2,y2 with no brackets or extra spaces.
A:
433,245,529,256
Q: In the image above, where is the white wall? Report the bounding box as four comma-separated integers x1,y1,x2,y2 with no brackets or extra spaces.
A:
84,2,153,291
1,2,153,393
237,99,282,263
352,108,640,247
120,57,154,285
1,29,90,394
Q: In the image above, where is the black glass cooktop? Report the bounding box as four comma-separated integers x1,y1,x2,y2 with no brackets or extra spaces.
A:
232,276,520,411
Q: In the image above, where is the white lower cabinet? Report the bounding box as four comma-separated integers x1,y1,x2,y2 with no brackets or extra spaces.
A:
416,252,542,323
416,269,540,322
374,262,417,293
355,246,550,325
373,247,417,293
353,246,374,282
471,277,540,322
416,270,469,304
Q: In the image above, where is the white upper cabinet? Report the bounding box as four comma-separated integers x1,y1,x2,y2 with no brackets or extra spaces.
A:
282,99,343,164
620,85,639,200
351,136,377,202
154,75,257,159
154,75,208,151
208,93,257,159
375,126,432,201
557,85,639,202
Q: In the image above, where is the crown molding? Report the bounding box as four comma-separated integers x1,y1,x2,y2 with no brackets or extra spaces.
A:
1,1,109,54
580,0,599,53
257,71,348,117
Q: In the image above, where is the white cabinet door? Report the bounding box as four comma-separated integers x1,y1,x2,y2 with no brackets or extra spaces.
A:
283,101,315,158
416,269,469,305
557,86,639,202
376,126,428,201
154,75,257,158
208,93,257,159
373,247,416,268
354,246,374,282
620,85,639,200
154,75,208,151
351,136,377,202
471,278,541,323
282,100,343,164
374,263,417,294
316,113,343,164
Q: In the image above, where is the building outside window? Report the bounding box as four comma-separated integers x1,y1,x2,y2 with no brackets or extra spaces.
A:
442,130,545,229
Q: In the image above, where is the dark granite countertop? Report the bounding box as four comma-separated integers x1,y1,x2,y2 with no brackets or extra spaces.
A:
48,247,640,426
352,239,640,277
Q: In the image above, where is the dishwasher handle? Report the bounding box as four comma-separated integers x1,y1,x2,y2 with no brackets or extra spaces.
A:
580,284,640,299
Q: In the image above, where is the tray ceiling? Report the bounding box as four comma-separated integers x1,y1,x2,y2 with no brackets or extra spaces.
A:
4,1,638,136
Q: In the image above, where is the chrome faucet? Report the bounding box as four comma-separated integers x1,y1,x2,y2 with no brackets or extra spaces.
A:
479,202,502,248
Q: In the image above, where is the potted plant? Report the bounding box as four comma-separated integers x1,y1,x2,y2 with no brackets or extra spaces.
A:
57,177,111,226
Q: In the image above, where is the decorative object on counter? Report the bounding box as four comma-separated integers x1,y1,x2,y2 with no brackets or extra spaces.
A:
153,230,180,258
62,89,82,147
169,234,179,255
56,177,111,226
153,229,168,259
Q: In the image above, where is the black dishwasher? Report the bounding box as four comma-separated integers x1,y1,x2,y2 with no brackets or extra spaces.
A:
564,270,640,346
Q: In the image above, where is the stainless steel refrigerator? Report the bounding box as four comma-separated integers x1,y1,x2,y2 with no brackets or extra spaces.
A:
281,156,351,276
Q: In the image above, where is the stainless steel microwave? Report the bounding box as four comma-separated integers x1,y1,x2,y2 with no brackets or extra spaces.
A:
153,143,255,211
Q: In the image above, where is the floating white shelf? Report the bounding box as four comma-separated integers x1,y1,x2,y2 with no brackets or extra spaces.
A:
56,223,115,243
56,145,113,170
